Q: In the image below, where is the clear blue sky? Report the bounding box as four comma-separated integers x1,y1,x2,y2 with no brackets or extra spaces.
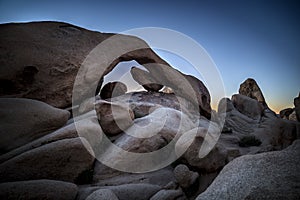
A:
1,0,299,112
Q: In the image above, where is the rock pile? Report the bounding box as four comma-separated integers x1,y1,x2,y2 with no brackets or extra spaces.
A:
279,92,300,122
0,22,299,200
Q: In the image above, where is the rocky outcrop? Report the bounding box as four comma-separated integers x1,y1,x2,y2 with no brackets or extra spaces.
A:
289,110,298,121
1,21,299,200
231,94,264,120
280,107,294,119
93,107,196,180
0,22,168,108
130,67,163,92
239,78,267,108
196,140,300,200
100,81,127,100
0,179,78,200
294,93,300,121
218,88,299,154
279,93,300,122
1,21,211,120
0,98,69,154
0,137,94,183
0,22,111,108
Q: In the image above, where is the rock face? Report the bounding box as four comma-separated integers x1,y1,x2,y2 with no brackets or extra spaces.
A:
0,22,111,108
80,184,162,200
280,107,294,119
196,140,300,200
107,184,161,200
0,116,102,163
130,67,164,92
294,93,300,121
231,94,264,120
85,189,119,200
183,75,211,119
182,130,228,173
0,137,95,183
239,78,267,108
95,100,134,135
93,167,176,187
0,98,70,154
100,81,127,100
173,164,199,188
289,110,298,121
0,179,78,200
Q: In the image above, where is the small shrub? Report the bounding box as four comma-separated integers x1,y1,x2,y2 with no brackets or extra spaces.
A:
239,136,262,147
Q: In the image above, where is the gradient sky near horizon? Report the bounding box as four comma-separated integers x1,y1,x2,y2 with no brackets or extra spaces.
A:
1,0,299,112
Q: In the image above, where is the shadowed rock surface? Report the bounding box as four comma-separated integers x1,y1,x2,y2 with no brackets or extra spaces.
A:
239,78,267,108
0,137,94,183
173,164,199,189
0,22,113,108
100,81,127,100
196,140,300,200
294,92,300,121
0,116,102,163
85,189,119,200
0,98,70,154
280,107,294,119
130,66,164,92
0,180,78,200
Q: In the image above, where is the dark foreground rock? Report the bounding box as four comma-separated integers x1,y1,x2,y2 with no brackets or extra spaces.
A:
0,22,112,108
280,107,295,119
196,140,300,200
0,179,78,200
0,98,69,154
0,137,94,183
100,81,127,100
294,93,300,121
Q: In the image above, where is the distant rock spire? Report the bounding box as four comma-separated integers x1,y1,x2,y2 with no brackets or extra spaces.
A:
239,78,268,109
